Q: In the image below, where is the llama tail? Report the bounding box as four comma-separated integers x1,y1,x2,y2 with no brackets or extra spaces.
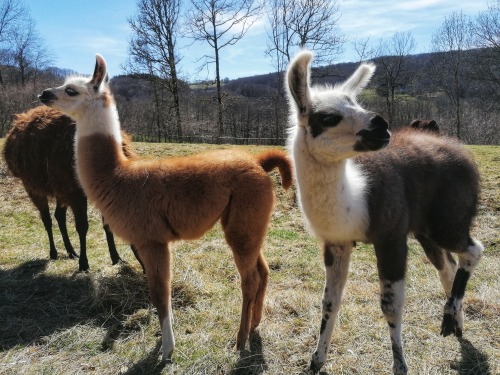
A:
256,150,293,190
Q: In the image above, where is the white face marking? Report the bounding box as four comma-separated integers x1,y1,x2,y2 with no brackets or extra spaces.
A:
39,55,122,145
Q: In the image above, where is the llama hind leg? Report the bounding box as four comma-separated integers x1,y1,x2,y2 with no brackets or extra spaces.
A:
139,243,175,362
441,237,483,337
54,200,79,259
416,234,462,329
101,215,122,265
310,242,352,373
69,195,89,271
221,187,272,350
250,253,269,332
226,238,265,350
416,234,458,296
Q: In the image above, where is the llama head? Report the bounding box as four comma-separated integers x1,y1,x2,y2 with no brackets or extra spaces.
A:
286,50,390,162
38,54,111,122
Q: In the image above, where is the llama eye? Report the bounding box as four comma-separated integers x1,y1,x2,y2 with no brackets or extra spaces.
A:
322,114,343,127
309,112,343,137
65,88,78,96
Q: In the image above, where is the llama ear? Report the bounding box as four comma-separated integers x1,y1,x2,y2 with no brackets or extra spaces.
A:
90,54,108,92
341,63,375,96
286,50,313,115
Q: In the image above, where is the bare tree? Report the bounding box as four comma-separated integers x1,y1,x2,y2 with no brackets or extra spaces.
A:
127,0,183,138
186,0,264,137
266,0,345,67
10,19,53,85
352,36,376,63
374,31,416,127
265,0,345,142
0,0,25,84
471,0,500,105
431,11,475,139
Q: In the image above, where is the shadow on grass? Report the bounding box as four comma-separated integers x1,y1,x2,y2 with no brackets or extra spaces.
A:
230,332,268,375
450,337,491,375
0,259,150,351
122,341,167,375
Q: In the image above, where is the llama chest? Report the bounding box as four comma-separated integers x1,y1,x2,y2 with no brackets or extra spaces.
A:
294,157,369,243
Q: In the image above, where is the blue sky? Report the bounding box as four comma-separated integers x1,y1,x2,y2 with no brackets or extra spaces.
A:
29,0,491,81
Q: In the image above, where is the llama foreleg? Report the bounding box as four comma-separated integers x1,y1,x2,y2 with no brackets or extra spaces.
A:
310,242,352,373
28,192,59,260
375,240,408,375
379,279,407,375
441,237,483,337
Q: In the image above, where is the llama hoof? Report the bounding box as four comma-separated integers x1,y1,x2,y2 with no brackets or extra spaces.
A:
393,362,408,375
78,263,90,272
309,354,324,374
161,356,173,364
440,313,458,337
111,257,123,266
50,253,58,260
69,252,80,259
309,360,322,374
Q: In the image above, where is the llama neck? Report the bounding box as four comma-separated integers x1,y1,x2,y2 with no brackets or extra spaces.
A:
74,99,123,146
75,133,124,204
291,130,369,242
73,100,125,203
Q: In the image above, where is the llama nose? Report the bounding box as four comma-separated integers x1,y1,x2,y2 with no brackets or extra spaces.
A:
370,114,389,130
38,90,58,104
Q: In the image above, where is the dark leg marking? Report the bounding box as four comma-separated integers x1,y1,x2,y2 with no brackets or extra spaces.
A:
441,268,470,337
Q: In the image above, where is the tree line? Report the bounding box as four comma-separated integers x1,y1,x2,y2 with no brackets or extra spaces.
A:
0,0,498,145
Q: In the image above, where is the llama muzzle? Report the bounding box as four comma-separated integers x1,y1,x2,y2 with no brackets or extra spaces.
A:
38,90,58,105
354,115,390,151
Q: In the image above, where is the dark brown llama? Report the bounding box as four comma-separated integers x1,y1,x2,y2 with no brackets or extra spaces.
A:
410,119,439,133
3,106,135,271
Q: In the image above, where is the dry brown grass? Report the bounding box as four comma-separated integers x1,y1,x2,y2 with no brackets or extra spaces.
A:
0,139,498,375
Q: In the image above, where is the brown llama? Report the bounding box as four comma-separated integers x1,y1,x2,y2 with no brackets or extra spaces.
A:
38,54,293,362
3,106,136,271
409,119,440,133
286,51,482,374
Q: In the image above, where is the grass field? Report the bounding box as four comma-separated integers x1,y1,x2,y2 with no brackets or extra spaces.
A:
0,139,498,375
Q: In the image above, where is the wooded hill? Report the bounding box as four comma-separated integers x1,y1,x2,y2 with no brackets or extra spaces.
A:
1,48,499,145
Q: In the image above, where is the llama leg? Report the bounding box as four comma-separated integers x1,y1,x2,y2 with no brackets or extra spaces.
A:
417,234,463,329
375,240,408,375
250,253,269,332
139,243,174,362
69,195,89,271
441,237,483,337
221,190,272,350
130,244,146,273
28,193,58,260
54,200,79,259
416,234,458,296
232,250,262,350
101,215,122,265
310,242,352,373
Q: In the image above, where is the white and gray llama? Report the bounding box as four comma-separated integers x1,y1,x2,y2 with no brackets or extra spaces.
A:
286,51,483,374
38,54,292,362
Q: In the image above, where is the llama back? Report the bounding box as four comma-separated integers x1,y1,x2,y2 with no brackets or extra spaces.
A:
356,129,480,245
3,106,79,199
